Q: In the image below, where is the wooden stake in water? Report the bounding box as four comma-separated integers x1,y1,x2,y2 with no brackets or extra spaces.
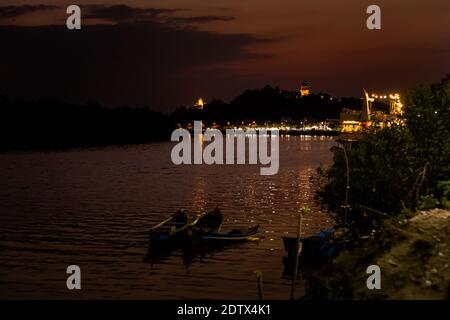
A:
290,204,308,300
255,270,264,300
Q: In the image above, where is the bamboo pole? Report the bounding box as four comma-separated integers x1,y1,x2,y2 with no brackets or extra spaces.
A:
149,216,173,231
342,144,350,227
290,212,303,300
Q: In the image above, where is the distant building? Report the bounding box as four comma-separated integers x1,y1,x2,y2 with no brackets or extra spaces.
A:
339,89,403,140
299,82,311,96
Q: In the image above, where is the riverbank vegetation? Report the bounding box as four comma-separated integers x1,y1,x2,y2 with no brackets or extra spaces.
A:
310,75,450,299
0,97,172,151
0,86,372,151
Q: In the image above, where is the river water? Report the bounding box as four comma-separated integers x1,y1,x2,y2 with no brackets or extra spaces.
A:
0,136,335,299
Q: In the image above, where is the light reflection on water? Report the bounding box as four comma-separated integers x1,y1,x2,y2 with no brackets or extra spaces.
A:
0,136,335,299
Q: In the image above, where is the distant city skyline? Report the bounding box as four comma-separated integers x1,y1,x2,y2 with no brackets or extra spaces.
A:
0,0,449,111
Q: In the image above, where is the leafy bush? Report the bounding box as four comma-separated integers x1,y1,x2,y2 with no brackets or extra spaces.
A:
316,124,416,234
437,180,450,209
404,76,450,199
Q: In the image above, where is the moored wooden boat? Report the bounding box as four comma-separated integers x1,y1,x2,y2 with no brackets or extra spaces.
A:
283,228,334,254
144,217,262,264
282,227,343,268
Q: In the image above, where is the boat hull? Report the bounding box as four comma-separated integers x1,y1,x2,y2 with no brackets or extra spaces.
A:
282,227,337,267
200,225,263,242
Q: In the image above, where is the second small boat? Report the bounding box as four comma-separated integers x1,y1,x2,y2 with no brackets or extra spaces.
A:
200,225,264,242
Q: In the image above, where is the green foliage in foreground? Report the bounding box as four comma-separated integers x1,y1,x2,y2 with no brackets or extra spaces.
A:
316,76,450,236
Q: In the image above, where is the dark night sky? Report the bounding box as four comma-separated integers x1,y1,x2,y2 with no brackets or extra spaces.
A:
0,0,449,111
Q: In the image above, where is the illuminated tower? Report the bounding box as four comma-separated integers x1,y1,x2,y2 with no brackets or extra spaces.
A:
299,82,310,96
